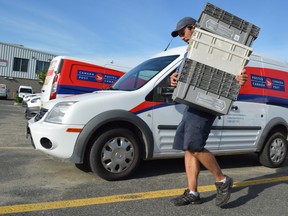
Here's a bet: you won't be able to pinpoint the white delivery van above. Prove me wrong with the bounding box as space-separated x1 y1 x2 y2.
18 85 33 98
27 46 288 180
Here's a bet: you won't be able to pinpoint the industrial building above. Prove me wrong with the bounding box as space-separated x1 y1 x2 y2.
0 42 56 99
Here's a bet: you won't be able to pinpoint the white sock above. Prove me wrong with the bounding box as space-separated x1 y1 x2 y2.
218 177 226 183
189 190 199 196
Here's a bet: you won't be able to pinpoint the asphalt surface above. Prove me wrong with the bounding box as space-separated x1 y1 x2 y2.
0 99 288 216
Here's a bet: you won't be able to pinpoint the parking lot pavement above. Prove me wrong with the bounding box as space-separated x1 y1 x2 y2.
1 100 288 216
0 100 31 147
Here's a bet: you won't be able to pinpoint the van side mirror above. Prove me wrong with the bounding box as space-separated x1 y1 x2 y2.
157 87 175 103
158 87 175 96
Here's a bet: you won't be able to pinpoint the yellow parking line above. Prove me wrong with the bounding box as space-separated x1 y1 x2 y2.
0 176 287 214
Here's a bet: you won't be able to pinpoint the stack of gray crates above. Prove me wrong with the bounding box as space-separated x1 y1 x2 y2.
172 2 260 116
198 2 260 46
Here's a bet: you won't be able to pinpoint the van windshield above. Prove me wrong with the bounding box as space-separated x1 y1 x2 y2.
112 55 179 91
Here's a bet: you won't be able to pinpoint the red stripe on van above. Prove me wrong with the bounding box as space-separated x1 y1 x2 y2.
129 101 164 114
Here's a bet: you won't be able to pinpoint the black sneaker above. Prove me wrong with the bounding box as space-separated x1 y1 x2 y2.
215 175 233 207
170 189 202 206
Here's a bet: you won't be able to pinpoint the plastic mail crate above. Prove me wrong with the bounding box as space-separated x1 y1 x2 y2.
172 58 241 116
198 2 260 46
187 27 252 75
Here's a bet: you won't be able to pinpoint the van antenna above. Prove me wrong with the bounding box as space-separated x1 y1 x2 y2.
164 37 174 51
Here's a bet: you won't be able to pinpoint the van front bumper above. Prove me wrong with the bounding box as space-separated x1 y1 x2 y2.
27 119 84 160
26 123 35 149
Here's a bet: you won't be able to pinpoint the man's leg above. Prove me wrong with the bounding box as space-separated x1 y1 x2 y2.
185 150 200 192
170 151 202 206
191 149 224 181
192 149 233 207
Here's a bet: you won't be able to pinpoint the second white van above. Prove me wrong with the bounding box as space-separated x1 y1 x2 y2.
18 85 33 98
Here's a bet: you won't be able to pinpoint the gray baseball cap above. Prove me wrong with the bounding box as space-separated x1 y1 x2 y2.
171 17 196 37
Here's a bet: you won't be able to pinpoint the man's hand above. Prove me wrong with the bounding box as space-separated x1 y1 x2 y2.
170 72 178 87
236 69 248 86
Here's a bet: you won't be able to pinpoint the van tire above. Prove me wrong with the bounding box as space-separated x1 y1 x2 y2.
259 132 288 168
89 128 141 181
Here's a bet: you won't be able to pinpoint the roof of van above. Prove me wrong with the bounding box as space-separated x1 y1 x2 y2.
19 85 33 89
152 46 187 58
50 56 127 72
251 52 288 66
51 56 97 63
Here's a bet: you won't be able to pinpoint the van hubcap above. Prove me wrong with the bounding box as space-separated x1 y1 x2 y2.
270 138 285 163
101 137 134 173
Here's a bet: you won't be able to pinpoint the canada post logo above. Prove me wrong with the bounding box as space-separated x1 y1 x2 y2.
77 70 120 84
95 74 104 82
251 74 285 91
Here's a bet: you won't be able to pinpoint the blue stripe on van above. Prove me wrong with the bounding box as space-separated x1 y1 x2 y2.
237 94 288 107
57 85 102 94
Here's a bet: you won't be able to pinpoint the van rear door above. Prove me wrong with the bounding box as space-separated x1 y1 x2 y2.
41 57 61 104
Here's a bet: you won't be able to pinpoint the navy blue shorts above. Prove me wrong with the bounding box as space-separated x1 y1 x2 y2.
173 106 216 152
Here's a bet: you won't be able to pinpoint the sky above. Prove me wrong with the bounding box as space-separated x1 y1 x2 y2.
1 0 288 71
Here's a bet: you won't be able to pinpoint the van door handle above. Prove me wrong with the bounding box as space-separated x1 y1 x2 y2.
42 90 45 92
231 105 238 111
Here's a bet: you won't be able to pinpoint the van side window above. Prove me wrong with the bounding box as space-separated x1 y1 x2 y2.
146 71 175 103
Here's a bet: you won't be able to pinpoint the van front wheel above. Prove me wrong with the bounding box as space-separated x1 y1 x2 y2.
89 128 141 181
259 132 288 168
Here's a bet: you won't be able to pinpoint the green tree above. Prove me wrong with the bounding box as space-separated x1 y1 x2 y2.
38 67 48 84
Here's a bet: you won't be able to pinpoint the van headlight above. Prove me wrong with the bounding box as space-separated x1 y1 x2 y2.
45 101 77 123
